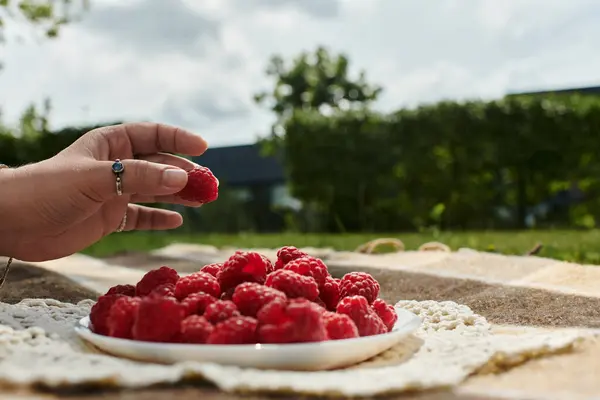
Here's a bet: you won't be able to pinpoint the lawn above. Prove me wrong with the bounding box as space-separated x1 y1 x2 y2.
82 229 600 265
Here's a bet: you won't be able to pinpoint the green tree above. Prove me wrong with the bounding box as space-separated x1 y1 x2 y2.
0 0 88 44
254 46 383 140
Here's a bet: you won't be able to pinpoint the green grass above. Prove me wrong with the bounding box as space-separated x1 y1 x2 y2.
82 229 600 265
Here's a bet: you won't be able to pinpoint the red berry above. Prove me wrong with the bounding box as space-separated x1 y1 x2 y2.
105 284 136 297
206 316 258 344
319 276 340 311
257 297 287 324
336 295 387 337
148 283 176 298
274 246 308 270
132 296 185 342
90 294 124 335
283 256 329 286
174 271 220 300
136 266 180 297
257 298 328 343
232 282 287 317
372 299 398 332
339 272 380 304
107 296 141 339
265 270 319 301
217 251 274 292
181 292 217 316
200 263 223 277
322 311 359 340
175 166 219 204
180 315 214 344
204 300 240 324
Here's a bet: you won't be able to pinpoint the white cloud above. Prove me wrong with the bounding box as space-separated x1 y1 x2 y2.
0 0 599 147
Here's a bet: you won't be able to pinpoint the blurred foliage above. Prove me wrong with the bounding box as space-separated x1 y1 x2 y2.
256 47 600 232
254 46 382 154
0 0 89 45
281 96 600 232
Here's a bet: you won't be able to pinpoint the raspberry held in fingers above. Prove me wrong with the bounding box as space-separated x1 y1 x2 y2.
175 166 219 204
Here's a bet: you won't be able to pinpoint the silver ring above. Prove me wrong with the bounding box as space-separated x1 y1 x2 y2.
111 159 124 196
115 213 127 233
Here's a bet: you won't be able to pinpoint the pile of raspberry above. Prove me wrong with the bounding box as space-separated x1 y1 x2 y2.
90 246 398 344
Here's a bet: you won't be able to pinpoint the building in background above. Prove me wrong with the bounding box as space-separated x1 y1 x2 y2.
192 144 300 232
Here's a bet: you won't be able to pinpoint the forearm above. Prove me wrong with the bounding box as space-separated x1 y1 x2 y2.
0 165 18 257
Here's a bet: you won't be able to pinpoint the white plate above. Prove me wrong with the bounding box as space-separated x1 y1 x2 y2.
75 307 421 371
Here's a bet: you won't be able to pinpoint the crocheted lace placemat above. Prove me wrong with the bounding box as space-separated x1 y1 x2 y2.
0 298 586 397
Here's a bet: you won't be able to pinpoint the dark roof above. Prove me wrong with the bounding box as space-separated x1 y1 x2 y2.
508 85 600 97
193 144 285 186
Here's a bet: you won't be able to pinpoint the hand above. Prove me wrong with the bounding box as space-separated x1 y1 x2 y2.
0 122 208 262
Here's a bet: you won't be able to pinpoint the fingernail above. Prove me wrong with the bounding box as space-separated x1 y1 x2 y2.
162 169 188 188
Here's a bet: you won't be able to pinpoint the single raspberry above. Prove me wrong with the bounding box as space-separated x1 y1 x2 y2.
148 283 176 298
175 166 219 204
105 284 136 297
174 271 220 300
90 294 124 335
283 256 329 286
204 300 240 324
180 315 214 344
257 298 328 343
232 282 287 317
372 299 398 332
265 270 319 301
274 246 308 270
217 251 274 292
200 263 223 277
181 292 217 316
206 316 258 344
132 296 185 342
339 272 380 304
257 296 287 324
336 295 387 337
107 296 141 339
135 266 180 297
322 311 359 340
318 276 340 311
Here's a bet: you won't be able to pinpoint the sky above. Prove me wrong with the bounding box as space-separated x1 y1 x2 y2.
1 0 600 147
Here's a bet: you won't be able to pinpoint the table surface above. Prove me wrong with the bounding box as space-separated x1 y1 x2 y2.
2 256 599 400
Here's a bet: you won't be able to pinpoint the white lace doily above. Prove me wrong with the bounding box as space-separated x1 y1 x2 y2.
0 298 587 397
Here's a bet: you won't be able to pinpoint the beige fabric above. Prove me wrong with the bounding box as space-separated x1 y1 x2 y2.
10 244 600 399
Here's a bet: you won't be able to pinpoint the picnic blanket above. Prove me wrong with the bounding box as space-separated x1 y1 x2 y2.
2 243 600 399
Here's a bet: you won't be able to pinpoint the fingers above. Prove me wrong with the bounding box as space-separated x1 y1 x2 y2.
137 153 199 171
96 122 208 157
131 194 203 207
122 204 183 231
87 159 189 201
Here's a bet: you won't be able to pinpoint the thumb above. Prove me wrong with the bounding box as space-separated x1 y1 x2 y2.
86 159 189 200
